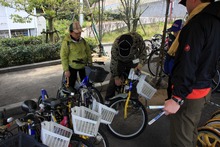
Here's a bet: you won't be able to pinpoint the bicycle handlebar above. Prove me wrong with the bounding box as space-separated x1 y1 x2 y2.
72 59 105 65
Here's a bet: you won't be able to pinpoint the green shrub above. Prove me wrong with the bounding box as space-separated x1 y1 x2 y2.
84 37 97 50
0 36 43 47
33 42 61 62
0 37 61 68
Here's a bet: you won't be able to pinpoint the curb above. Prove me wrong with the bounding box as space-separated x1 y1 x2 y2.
0 98 38 117
0 60 61 74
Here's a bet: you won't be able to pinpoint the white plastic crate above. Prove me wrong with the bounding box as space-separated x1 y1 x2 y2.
41 121 72 147
71 106 101 137
136 75 157 100
92 100 117 124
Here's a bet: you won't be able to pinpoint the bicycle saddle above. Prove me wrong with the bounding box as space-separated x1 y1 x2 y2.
42 98 61 109
21 100 37 113
21 113 35 122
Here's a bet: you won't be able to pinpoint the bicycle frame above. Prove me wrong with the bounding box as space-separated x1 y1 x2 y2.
112 68 165 124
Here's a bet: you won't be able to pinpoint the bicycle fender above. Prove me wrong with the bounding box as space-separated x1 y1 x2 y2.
109 93 128 101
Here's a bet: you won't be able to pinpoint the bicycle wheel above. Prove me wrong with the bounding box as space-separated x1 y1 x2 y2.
211 110 220 119
88 129 109 147
107 97 147 139
70 135 94 147
0 130 13 142
197 126 220 146
211 70 220 92
205 118 220 130
148 49 166 76
89 87 104 104
151 34 162 50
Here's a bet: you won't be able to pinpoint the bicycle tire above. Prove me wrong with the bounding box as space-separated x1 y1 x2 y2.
88 128 109 147
0 130 13 142
197 126 220 146
70 135 94 147
205 118 220 130
211 70 220 92
89 87 104 104
107 97 147 139
211 110 220 119
148 49 166 76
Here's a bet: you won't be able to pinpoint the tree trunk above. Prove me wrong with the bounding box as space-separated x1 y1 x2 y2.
131 0 140 32
48 18 54 43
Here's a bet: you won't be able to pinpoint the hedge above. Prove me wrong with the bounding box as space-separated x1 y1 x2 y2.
0 36 97 68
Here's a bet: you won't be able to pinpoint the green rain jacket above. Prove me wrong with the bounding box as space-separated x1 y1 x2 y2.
60 34 92 71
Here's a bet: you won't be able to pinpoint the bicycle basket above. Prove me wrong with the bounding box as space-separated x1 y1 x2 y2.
0 132 47 147
71 106 101 137
136 75 157 100
92 100 117 124
41 121 72 147
85 66 109 83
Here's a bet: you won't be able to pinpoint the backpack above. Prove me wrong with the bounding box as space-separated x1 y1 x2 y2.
164 53 174 75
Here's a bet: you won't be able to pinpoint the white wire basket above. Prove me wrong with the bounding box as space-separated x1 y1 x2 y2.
71 106 101 137
136 75 157 100
92 100 117 124
41 121 72 147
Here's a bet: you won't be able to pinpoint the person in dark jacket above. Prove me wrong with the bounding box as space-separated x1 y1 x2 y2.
104 32 147 103
164 19 184 100
163 0 220 146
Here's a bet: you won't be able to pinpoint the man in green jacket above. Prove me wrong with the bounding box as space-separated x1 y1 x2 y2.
60 21 92 88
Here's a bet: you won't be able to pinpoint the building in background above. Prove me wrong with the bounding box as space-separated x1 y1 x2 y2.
0 5 46 38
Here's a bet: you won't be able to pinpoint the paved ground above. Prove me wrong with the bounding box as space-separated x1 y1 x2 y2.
1 46 220 146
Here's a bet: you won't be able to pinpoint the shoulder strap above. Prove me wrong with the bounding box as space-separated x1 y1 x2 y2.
67 41 70 54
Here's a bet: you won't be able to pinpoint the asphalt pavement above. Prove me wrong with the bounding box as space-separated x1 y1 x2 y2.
1 47 220 146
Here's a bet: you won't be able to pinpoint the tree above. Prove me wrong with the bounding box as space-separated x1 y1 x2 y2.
0 0 85 43
119 0 147 32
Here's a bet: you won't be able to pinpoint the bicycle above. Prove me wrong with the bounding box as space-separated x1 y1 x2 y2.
106 68 160 139
37 60 108 106
147 48 167 77
56 59 109 104
40 96 110 147
144 34 163 58
0 116 14 142
18 99 95 147
197 126 220 146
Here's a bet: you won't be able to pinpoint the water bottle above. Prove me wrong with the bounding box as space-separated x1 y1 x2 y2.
28 122 36 138
41 89 48 101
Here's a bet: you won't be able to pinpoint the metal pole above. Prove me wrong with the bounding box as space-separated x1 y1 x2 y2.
154 0 170 88
79 0 84 26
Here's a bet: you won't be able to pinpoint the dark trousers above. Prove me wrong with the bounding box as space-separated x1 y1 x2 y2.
169 92 211 147
69 66 86 88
